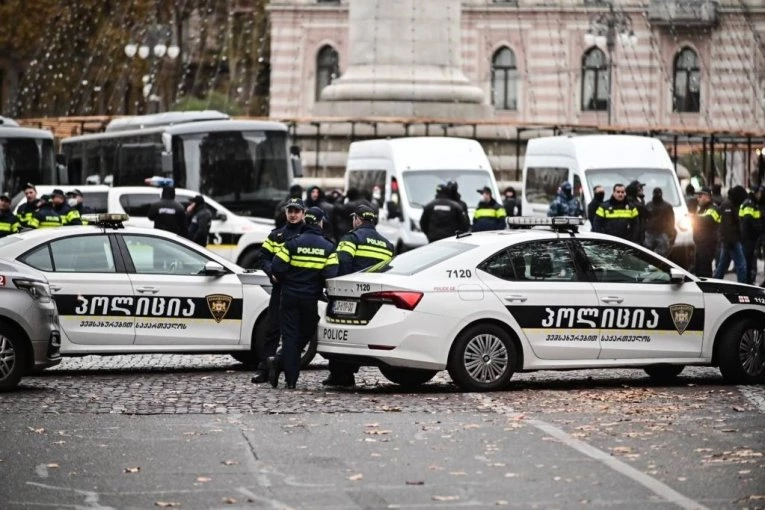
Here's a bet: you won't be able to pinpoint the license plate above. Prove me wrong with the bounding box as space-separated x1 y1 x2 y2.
332 300 357 315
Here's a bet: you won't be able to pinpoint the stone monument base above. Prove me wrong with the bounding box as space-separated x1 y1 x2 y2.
313 100 494 120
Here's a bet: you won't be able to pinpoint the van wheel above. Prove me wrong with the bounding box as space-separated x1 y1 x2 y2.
719 318 765 384
643 364 684 382
379 367 437 388
239 248 262 270
0 330 27 391
447 324 516 392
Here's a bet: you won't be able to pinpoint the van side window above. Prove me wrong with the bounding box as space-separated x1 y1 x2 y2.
346 169 386 208
526 167 568 206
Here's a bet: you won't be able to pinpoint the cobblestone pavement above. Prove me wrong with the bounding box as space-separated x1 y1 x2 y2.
0 354 744 416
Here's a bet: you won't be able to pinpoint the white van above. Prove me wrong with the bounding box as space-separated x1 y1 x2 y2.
521 134 694 267
344 137 501 251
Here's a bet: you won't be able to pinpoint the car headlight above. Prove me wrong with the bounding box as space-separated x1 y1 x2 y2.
14 279 52 303
677 215 692 232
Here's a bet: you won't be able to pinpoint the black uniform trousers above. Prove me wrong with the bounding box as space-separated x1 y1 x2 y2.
743 240 758 284
279 294 319 385
256 284 282 370
695 242 717 278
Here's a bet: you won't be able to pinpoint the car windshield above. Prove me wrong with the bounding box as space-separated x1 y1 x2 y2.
585 168 682 206
366 241 477 275
401 170 492 209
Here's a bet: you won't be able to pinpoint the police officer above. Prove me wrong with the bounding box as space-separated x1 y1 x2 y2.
420 184 470 243
323 204 394 387
740 188 762 284
17 183 39 229
592 183 640 242
714 185 749 283
473 186 506 232
147 186 187 236
33 195 63 228
0 193 20 237
50 189 81 225
66 189 93 222
692 187 721 277
268 207 338 389
250 197 305 384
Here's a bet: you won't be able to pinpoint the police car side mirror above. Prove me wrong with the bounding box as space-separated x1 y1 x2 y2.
670 268 686 284
214 212 227 222
202 261 227 276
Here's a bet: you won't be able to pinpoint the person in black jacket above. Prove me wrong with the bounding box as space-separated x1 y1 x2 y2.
268 207 338 389
323 204 394 387
587 185 605 221
713 185 748 283
625 180 649 245
692 187 721 277
147 186 187 237
739 188 762 284
592 183 640 242
420 184 470 242
502 186 520 217
644 187 676 258
186 195 212 246
305 185 335 240
446 180 469 215
16 183 39 229
251 197 305 384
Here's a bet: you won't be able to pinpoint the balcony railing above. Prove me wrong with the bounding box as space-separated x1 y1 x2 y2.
648 0 718 27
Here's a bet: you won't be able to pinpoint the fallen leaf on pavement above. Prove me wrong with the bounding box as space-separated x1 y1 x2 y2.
432 495 459 502
196 477 211 482
364 429 391 435
732 406 746 412
348 473 363 481
463 424 481 429
124 467 140 473
46 463 59 469
221 460 238 466
222 497 236 504
155 502 181 508
406 480 424 485
27 427 45 434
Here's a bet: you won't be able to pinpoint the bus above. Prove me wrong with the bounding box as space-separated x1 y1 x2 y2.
58 111 299 218
0 116 56 195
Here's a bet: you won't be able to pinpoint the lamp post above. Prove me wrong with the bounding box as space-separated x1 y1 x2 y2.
124 24 180 113
583 2 637 125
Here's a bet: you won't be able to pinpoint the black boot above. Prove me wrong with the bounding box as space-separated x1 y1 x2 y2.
267 356 281 388
250 370 268 384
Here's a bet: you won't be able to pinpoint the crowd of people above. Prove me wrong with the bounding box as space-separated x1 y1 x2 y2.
0 183 93 237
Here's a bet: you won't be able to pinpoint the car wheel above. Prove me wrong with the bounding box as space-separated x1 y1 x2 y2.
719 318 765 384
0 330 27 391
448 324 516 392
300 333 318 369
230 317 268 368
379 367 437 388
239 249 262 270
643 364 684 382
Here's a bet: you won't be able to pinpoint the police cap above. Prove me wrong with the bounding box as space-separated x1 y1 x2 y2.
696 186 712 196
285 197 305 211
66 189 83 197
304 206 324 224
0 193 11 202
476 186 493 195
51 189 65 197
351 204 377 221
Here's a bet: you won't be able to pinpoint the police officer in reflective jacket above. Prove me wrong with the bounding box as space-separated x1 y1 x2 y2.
692 187 721 277
592 183 640 242
33 195 63 228
17 183 39 229
269 207 338 389
50 189 82 226
323 204 394 387
251 197 305 384
0 193 20 237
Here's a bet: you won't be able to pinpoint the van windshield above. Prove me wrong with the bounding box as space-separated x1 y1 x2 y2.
402 170 493 209
585 168 682 206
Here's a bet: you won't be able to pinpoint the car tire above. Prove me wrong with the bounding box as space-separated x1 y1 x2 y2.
239 249 262 270
718 318 765 384
0 329 27 391
643 364 684 382
447 323 516 392
300 333 317 369
231 317 269 367
379 367 437 388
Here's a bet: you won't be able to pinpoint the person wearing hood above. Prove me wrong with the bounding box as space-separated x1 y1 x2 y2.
587 185 605 221
420 183 470 242
713 185 749 283
472 186 506 231
644 187 676 258
502 186 520 217
625 180 649 245
305 185 335 240
186 195 212 246
446 180 469 215
547 181 583 218
147 186 187 237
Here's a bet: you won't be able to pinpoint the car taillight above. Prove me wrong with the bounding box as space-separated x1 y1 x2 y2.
362 291 423 310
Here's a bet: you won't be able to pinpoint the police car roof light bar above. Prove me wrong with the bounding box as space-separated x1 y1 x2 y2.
506 216 584 228
84 213 130 229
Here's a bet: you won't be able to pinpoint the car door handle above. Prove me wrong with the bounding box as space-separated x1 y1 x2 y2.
504 295 528 303
49 284 61 293
601 296 623 304
136 286 160 294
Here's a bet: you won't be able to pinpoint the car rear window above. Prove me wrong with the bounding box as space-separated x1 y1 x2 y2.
366 241 477 276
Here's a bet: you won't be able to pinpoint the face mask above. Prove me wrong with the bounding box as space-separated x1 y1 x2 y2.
594 191 605 201
67 198 78 207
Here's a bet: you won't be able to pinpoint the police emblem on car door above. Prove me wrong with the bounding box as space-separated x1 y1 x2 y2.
121 234 243 346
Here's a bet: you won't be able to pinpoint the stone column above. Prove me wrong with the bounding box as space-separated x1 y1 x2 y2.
314 0 491 119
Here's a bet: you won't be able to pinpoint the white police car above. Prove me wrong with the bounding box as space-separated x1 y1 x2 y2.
318 217 765 391
0 215 286 366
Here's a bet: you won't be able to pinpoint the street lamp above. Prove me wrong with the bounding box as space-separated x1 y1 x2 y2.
583 2 637 125
124 25 180 113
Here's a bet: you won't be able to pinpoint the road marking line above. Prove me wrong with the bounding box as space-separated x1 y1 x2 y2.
472 395 709 510
738 385 765 414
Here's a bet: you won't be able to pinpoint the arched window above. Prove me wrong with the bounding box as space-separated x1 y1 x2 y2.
673 47 700 112
315 45 339 101
581 47 608 111
491 47 518 111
